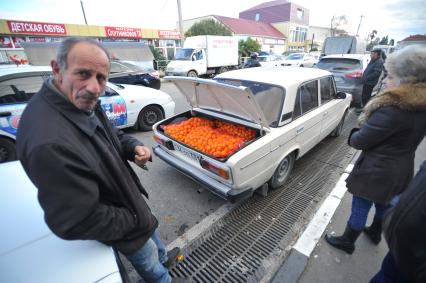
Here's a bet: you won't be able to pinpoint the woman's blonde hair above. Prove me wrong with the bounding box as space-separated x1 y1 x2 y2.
384 45 426 84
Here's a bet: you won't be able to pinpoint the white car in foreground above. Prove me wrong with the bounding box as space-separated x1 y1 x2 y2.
0 161 123 283
0 66 175 163
282 53 317 67
153 67 351 201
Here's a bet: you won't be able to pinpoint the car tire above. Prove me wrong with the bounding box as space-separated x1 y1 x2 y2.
187 70 198 77
330 110 347 137
269 153 295 189
137 105 164 131
0 138 17 163
300 64 304 67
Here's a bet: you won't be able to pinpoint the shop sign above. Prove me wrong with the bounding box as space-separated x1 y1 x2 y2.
158 30 180 39
7 20 66 35
105 26 142 38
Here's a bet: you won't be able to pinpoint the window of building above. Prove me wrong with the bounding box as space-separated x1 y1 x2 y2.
289 27 308 43
255 13 260 21
297 8 304 20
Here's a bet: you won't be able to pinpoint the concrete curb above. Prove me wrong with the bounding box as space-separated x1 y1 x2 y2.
271 161 356 283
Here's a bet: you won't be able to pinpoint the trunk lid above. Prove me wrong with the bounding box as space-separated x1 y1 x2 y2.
165 77 269 129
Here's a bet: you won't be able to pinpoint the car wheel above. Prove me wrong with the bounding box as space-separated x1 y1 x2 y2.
330 111 347 137
0 138 17 163
137 105 164 131
187 70 198 77
300 64 304 67
269 153 295 189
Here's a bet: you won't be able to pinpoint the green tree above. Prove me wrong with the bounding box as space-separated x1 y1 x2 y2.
149 45 167 70
185 19 232 37
379 35 389 45
389 39 395 46
238 38 261 57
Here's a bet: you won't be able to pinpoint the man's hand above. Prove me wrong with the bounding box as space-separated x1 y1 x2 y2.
134 145 151 167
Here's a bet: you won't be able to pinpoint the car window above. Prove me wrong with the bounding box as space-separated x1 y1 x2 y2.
110 62 130 73
293 80 319 119
102 85 119 97
320 76 336 104
316 58 362 71
0 75 44 104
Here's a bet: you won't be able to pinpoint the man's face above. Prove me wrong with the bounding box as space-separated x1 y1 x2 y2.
370 51 380 60
51 42 109 112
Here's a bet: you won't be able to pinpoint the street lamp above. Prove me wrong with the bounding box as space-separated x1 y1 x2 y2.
80 0 88 25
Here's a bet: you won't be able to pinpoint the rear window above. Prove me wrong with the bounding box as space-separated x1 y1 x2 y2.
316 58 362 71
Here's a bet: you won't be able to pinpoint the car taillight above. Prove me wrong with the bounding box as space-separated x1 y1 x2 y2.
154 134 174 149
150 70 160 78
344 70 363 78
200 159 230 180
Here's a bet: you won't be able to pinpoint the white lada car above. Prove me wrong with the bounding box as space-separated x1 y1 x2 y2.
153 67 351 201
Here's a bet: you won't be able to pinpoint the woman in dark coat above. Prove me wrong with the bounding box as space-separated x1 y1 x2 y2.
325 45 426 254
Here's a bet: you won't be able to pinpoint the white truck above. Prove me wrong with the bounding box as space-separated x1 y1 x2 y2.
321 36 367 57
166 35 238 77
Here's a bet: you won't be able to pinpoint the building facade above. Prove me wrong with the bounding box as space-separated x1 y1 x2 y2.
0 19 181 64
306 26 331 52
239 0 309 53
181 15 286 54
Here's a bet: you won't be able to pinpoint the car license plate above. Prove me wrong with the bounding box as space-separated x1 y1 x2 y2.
334 77 343 83
174 143 201 162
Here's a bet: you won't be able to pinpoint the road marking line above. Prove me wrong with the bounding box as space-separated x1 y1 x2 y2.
293 164 352 257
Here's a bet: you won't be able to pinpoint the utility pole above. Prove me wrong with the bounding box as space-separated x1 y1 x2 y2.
80 0 88 25
356 15 364 37
330 15 335 37
177 0 184 46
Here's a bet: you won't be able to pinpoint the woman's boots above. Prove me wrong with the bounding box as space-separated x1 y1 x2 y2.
363 217 382 245
325 224 361 254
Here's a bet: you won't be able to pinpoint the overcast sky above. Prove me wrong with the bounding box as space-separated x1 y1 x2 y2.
1 0 425 42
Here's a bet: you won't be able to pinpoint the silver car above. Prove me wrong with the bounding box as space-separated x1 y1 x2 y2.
316 54 370 107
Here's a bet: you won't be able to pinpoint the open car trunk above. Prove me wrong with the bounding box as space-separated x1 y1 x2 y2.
154 110 263 162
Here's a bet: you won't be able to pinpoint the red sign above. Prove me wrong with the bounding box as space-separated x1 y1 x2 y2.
7 20 66 35
105 26 142 38
158 30 180 39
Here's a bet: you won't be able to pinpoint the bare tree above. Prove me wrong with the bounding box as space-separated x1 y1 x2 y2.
330 15 348 36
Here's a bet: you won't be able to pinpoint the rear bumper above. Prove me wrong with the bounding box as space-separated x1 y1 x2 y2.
153 145 253 202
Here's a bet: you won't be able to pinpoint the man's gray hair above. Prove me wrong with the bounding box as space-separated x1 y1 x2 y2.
56 37 110 71
384 45 426 84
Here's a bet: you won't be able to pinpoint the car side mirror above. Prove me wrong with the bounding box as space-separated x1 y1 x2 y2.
336 92 346 99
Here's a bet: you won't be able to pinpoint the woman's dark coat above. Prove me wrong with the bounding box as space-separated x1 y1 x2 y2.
384 160 426 283
346 83 426 205
17 81 158 255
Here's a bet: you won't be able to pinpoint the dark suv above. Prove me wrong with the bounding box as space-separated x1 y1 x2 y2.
316 54 370 106
109 60 161 90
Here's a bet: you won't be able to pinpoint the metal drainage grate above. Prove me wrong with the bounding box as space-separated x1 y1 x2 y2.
170 113 358 282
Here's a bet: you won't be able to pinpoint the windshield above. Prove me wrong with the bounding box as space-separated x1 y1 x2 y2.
258 56 269 62
214 78 285 127
287 53 304 60
174 48 195 60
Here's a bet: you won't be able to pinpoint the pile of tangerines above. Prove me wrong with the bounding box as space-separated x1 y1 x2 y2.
163 117 256 158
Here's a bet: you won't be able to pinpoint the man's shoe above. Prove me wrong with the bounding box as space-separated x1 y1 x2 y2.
325 224 361 254
364 217 382 245
163 247 182 269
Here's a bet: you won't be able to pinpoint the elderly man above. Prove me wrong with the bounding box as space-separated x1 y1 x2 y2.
17 37 181 283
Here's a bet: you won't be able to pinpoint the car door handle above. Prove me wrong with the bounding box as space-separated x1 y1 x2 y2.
0 111 12 117
296 126 304 134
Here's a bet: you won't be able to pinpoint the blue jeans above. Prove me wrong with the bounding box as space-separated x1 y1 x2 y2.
370 252 411 283
126 230 171 283
348 195 387 231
